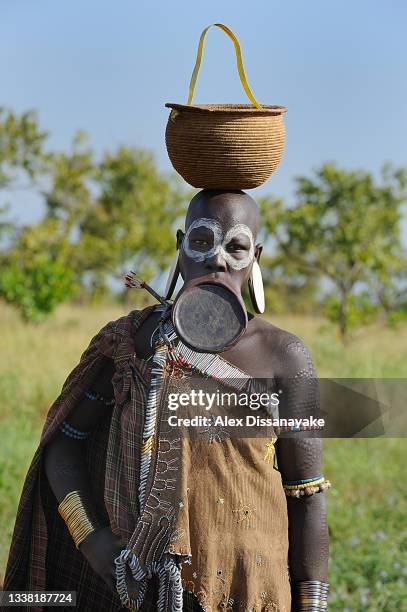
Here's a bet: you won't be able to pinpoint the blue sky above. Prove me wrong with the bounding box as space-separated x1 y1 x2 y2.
1 0 406 236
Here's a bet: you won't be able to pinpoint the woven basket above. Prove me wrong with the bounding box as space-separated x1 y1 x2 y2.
165 24 287 190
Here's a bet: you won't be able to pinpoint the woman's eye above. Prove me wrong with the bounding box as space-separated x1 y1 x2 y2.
192 239 208 246
226 243 246 253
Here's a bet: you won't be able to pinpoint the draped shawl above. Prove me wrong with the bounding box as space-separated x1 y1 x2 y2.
2 307 160 611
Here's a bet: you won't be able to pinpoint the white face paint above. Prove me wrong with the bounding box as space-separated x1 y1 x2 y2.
183 218 223 263
183 217 255 271
222 223 255 270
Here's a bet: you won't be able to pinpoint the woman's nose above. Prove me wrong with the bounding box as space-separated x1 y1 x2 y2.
203 251 228 272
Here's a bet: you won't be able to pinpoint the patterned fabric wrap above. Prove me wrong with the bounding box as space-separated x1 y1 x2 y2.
2 306 166 612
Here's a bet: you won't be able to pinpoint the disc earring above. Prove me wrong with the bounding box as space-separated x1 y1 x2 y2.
165 251 180 300
248 260 265 314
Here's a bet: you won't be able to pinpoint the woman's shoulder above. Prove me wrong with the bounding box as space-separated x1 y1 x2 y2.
98 305 157 336
249 316 315 377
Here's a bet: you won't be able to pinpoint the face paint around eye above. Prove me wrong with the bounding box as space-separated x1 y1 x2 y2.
183 218 223 262
183 219 255 270
220 224 255 270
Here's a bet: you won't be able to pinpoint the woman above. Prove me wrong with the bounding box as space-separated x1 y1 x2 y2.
3 190 330 611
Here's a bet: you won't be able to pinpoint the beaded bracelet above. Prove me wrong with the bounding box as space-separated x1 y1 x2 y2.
84 389 115 407
59 420 90 440
283 475 331 498
278 424 324 432
284 475 324 486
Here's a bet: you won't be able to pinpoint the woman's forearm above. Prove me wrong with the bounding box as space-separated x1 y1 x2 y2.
287 493 329 582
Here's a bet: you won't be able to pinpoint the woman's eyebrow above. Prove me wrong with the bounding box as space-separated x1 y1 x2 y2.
189 226 213 235
226 234 251 243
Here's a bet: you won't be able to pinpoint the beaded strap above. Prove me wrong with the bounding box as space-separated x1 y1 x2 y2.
114 549 183 612
59 420 90 440
84 389 115 407
138 304 174 513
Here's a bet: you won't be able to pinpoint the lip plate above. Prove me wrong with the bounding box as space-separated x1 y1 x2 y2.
172 281 247 353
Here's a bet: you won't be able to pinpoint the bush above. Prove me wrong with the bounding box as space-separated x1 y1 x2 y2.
0 257 75 322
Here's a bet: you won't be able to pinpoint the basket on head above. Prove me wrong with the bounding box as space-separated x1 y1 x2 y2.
165 23 287 190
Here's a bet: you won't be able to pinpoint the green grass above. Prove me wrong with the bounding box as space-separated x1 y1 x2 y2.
324 439 407 610
0 303 406 609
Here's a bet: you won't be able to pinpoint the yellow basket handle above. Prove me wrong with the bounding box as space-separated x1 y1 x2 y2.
187 23 262 109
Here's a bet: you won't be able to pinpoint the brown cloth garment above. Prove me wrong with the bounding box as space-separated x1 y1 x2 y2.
2 306 291 612
164 374 291 612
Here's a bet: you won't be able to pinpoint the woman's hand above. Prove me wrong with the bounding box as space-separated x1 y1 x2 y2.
79 526 126 593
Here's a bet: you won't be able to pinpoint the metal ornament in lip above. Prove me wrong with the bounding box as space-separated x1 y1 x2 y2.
124 271 168 305
171 273 248 354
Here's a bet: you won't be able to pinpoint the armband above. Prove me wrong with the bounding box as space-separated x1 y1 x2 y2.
84 389 115 407
58 490 103 549
292 580 329 610
59 419 90 440
283 475 331 498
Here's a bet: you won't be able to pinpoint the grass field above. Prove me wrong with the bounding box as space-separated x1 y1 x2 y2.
0 303 406 609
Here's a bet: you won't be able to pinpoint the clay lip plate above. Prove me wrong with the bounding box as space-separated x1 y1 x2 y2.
172 282 247 353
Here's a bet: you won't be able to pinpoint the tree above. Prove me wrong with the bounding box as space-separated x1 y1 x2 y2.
0 107 49 245
0 107 48 189
81 145 187 282
260 163 407 340
0 110 190 319
0 219 75 321
0 108 62 320
43 139 189 295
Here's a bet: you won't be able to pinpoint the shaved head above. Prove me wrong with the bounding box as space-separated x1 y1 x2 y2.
185 189 261 238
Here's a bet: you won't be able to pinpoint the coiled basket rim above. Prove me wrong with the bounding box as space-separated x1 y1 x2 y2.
165 102 288 115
